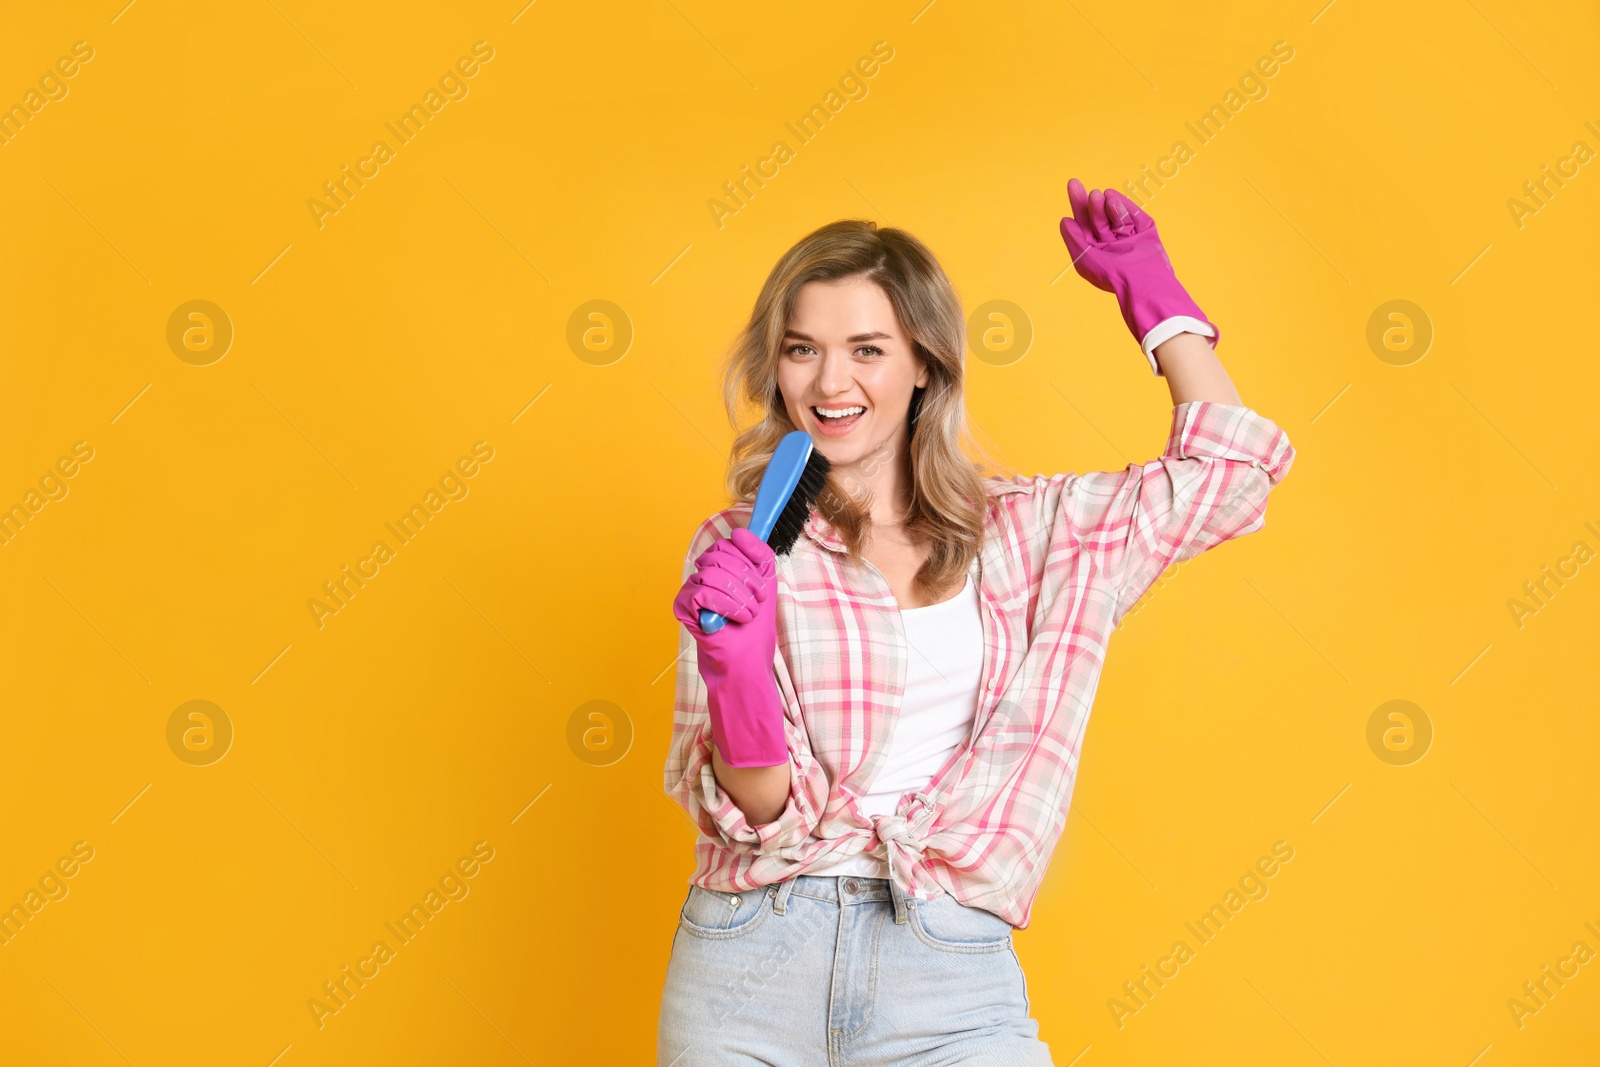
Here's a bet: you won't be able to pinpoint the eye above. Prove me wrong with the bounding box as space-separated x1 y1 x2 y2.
855 345 884 357
783 343 815 357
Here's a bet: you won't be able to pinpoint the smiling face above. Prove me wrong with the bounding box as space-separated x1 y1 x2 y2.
776 274 929 476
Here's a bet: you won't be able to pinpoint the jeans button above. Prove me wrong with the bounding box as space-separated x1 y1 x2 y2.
844 878 859 893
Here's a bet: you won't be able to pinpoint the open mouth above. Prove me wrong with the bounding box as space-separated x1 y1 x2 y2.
812 404 865 434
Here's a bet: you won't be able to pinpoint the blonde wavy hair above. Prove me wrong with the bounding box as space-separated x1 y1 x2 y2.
720 219 1010 602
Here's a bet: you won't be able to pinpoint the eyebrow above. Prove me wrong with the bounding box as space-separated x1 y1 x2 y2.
782 330 893 343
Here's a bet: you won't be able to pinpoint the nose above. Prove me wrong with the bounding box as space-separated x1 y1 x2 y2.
816 347 854 398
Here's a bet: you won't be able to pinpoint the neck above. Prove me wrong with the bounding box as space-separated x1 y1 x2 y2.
830 427 914 525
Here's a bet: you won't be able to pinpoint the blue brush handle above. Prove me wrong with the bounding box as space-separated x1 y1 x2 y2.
698 430 815 634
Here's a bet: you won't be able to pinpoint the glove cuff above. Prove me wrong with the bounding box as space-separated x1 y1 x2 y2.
1110 270 1219 372
704 664 790 767
1140 316 1218 376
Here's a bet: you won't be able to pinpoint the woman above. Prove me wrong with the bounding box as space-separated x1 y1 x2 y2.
660 178 1296 1064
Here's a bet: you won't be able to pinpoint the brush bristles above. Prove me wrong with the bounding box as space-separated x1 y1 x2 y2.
766 449 832 556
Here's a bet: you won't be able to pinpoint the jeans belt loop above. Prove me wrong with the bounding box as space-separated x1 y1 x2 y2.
772 876 797 915
889 877 909 925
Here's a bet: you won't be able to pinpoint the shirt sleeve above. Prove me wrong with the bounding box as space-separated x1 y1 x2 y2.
1009 401 1295 627
662 516 823 857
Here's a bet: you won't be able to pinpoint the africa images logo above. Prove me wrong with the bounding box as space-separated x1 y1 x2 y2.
306 841 495 1029
306 42 496 230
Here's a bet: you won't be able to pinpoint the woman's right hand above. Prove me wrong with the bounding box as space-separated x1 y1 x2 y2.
673 527 778 644
671 527 788 768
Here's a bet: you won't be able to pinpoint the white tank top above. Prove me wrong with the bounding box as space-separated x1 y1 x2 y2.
807 563 984 879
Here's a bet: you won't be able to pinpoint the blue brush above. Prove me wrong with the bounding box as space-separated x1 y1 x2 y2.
699 430 832 634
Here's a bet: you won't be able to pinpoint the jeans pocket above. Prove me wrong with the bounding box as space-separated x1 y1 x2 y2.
678 883 774 941
908 892 1013 954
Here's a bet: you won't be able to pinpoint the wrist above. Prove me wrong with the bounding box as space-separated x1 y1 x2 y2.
701 647 787 768
697 648 777 689
706 682 788 768
1114 275 1215 357
1142 316 1217 376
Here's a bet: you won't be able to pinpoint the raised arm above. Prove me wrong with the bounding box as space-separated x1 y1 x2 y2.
1049 177 1292 622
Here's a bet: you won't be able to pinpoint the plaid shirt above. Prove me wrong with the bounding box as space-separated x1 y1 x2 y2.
664 401 1295 928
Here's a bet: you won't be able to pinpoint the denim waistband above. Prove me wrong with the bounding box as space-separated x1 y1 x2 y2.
772 874 911 924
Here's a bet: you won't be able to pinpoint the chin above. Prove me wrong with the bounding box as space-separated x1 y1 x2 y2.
824 442 879 479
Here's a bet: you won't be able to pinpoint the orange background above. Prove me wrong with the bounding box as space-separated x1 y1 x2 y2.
1 0 1596 1063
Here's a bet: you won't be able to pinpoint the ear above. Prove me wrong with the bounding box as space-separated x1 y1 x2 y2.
915 361 930 389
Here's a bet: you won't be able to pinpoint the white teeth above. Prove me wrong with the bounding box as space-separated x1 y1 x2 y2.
815 405 864 418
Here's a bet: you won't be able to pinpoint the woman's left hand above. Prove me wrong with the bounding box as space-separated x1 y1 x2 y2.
1059 177 1220 371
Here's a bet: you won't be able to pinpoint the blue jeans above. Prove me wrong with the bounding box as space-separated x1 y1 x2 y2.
658 874 1054 1065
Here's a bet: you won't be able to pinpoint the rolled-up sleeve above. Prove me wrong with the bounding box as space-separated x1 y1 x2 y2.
1003 402 1295 627
662 517 823 858
1076 401 1294 623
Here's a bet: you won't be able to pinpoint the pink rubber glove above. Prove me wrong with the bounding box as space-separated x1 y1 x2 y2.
1059 177 1218 375
671 527 789 768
